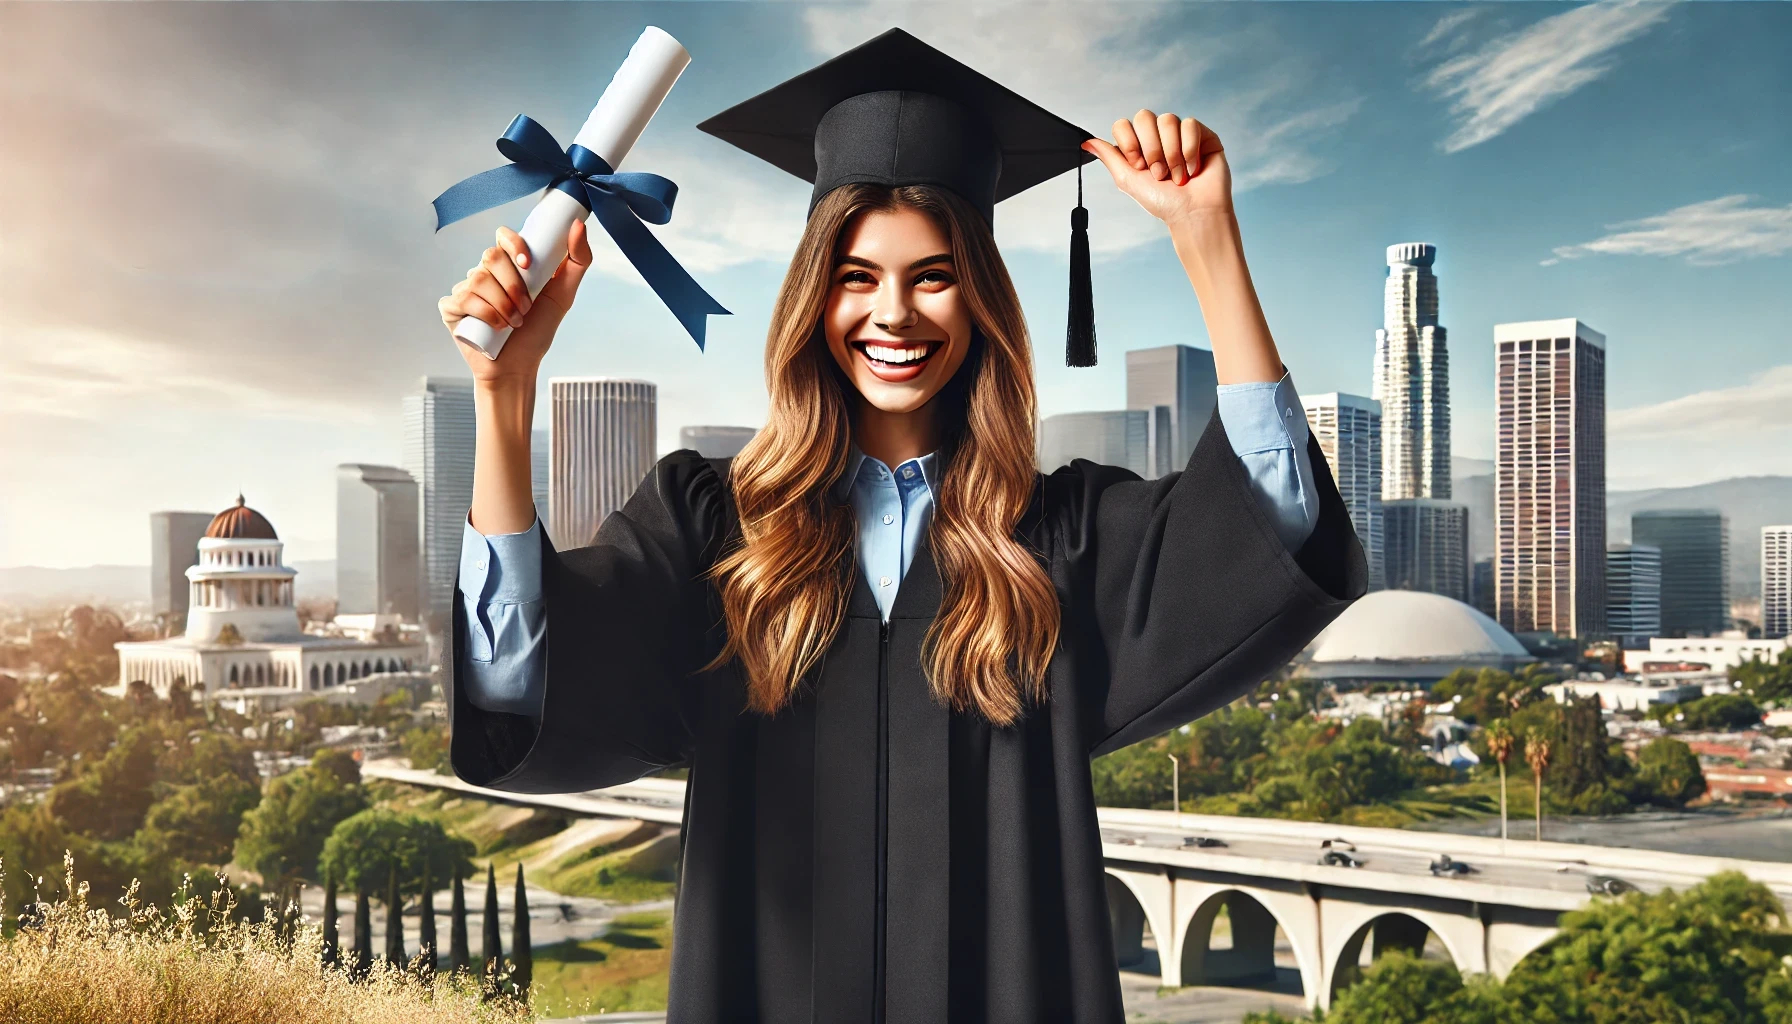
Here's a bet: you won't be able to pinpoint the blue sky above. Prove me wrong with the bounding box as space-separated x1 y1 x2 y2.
2 1 1789 566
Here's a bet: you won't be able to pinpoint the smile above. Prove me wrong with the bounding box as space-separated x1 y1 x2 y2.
850 340 941 382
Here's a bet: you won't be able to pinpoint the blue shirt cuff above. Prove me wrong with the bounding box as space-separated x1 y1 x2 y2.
1215 369 1309 458
459 517 544 605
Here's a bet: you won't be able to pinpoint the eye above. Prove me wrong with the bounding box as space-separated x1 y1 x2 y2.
916 269 955 286
838 270 875 285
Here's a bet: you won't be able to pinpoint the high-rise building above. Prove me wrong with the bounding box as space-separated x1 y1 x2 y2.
335 465 421 625
1606 543 1662 646
1764 525 1792 640
1302 393 1384 590
1372 243 1451 501
150 511 213 633
531 429 551 541
1383 498 1470 603
1493 318 1607 638
1038 410 1168 478
1633 509 1729 637
1125 344 1217 473
1471 557 1496 620
402 377 477 632
680 426 759 459
551 378 657 549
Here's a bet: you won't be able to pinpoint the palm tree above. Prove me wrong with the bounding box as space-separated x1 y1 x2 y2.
1486 721 1516 847
418 865 438 980
1525 730 1552 842
352 885 373 980
320 871 339 969
384 862 406 968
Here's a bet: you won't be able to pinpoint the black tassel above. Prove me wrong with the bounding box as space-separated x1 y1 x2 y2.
1066 161 1097 367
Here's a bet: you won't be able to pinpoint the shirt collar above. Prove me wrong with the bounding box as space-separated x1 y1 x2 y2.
832 444 940 502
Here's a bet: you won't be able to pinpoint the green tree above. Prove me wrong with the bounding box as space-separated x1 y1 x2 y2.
401 724 450 774
233 761 369 885
44 725 161 841
1651 692 1765 731
1732 648 1792 706
136 771 262 868
1634 737 1706 807
1324 951 1465 1024
316 808 475 899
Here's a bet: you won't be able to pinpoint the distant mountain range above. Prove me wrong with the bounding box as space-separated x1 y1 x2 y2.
0 561 337 608
1447 469 1792 598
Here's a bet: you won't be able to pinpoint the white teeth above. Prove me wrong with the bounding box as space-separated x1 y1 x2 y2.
864 343 931 364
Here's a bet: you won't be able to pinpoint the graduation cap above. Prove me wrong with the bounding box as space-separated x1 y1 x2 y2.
698 27 1101 367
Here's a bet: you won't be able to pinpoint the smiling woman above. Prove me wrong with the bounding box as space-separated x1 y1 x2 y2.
434 26 1364 1024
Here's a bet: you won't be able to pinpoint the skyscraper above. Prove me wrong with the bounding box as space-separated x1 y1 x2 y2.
150 511 213 633
680 426 759 459
1383 498 1470 603
1037 410 1166 478
1125 344 1217 473
1372 243 1451 502
1764 525 1792 640
1606 543 1662 646
335 464 421 624
550 378 657 549
402 377 477 633
1633 509 1729 637
1302 393 1384 590
1494 318 1607 638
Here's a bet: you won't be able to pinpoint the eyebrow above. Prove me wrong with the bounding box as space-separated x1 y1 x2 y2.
836 253 955 272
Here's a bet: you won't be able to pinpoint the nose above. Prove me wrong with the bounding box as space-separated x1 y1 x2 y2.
872 280 918 331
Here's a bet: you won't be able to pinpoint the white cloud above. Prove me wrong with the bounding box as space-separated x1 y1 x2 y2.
1608 365 1792 487
1545 194 1792 267
1416 9 1483 54
1422 0 1673 154
802 2 1362 257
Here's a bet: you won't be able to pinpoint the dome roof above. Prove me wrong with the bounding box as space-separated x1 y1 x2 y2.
1306 590 1531 665
205 495 278 540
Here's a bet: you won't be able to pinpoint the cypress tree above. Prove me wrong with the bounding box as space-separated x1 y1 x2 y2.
511 863 532 999
481 863 504 987
320 872 339 969
352 885 373 980
449 872 470 973
384 862 406 968
418 864 438 979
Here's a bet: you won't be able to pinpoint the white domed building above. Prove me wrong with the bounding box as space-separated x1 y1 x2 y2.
1297 590 1534 685
115 497 427 710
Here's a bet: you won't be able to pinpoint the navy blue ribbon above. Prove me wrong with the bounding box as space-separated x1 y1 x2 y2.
432 114 728 349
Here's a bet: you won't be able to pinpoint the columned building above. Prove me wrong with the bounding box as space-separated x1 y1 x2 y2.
115 497 424 706
1383 498 1470 603
1038 409 1168 479
1303 393 1384 591
1607 543 1663 647
550 377 657 549
1493 318 1607 639
1372 243 1450 503
1125 344 1217 474
402 377 476 633
1765 526 1792 640
1633 509 1729 637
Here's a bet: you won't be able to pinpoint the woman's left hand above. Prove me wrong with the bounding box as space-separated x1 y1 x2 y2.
1082 111 1231 226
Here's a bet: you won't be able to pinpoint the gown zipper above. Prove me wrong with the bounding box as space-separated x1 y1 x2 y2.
873 618 890 1024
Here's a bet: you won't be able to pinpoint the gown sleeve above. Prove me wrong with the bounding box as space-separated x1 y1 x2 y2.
1053 407 1368 759
447 449 730 793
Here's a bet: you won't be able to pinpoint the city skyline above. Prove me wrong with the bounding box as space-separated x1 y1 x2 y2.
5 2 1791 566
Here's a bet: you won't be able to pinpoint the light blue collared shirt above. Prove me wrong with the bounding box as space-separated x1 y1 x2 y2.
456 372 1319 721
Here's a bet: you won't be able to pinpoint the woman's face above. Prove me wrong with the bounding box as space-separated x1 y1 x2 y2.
823 205 973 416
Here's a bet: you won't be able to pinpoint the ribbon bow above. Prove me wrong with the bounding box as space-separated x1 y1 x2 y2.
432 114 728 349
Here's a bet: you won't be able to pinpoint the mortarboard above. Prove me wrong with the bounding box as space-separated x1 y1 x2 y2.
697 28 1101 367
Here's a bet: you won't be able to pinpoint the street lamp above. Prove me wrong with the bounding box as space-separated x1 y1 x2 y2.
1167 753 1180 829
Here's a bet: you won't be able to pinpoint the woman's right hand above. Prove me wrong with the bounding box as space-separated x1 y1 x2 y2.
439 217 594 385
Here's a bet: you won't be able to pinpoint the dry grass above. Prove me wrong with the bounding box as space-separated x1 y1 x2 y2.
0 853 533 1024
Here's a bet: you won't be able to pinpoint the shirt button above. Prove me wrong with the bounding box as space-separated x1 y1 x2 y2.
902 466 915 478
475 559 486 571
879 576 892 587
882 514 894 525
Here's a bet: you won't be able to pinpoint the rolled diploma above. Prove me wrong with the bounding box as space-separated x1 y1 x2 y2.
454 26 691 359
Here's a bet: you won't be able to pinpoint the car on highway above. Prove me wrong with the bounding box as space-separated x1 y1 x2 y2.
1586 874 1639 897
1319 849 1366 868
1428 853 1477 877
1182 836 1227 848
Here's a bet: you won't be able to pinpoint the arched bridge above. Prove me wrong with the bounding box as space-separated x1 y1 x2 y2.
364 760 1792 1012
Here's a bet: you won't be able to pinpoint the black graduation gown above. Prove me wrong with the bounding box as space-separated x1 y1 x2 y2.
447 410 1366 1023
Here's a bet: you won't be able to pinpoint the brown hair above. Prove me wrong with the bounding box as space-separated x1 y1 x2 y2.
706 183 1059 726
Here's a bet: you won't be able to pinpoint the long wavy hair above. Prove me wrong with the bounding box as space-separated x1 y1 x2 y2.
706 183 1060 726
